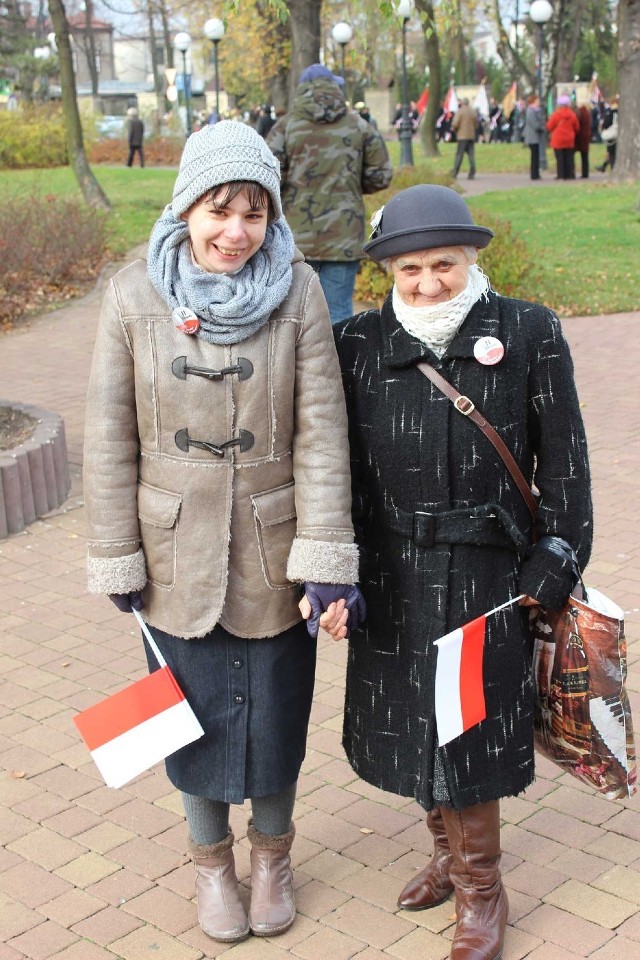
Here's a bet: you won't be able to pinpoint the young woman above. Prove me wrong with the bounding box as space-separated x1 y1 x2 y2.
83 121 363 943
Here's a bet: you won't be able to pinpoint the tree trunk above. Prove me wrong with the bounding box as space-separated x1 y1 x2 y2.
158 0 173 70
269 69 290 111
262 1 291 111
286 0 321 101
450 0 467 83
491 0 535 89
416 0 441 157
145 0 164 132
613 0 640 180
84 0 99 97
48 0 111 211
554 0 587 82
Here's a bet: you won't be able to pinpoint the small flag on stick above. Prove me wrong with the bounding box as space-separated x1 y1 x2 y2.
434 596 523 746
474 79 490 118
73 610 204 788
443 82 459 116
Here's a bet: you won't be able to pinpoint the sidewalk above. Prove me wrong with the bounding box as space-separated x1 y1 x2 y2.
1 244 639 959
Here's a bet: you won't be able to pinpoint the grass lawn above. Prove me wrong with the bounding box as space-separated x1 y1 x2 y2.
1 157 637 316
0 166 176 255
469 183 640 315
385 138 611 176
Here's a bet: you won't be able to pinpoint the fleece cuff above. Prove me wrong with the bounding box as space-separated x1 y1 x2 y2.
286 537 358 585
87 548 147 595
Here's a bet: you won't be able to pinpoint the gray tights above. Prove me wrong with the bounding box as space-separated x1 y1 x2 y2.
183 781 297 845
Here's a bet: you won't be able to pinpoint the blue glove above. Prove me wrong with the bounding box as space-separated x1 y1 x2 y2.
303 582 366 639
108 591 144 613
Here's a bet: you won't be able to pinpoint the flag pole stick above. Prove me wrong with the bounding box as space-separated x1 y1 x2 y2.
484 595 525 619
133 608 167 668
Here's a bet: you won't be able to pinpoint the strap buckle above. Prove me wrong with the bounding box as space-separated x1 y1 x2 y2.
413 511 436 548
454 395 475 416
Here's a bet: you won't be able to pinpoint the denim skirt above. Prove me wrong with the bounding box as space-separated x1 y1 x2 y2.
143 619 316 804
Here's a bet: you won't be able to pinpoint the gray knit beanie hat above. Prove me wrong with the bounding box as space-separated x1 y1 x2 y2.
172 120 283 218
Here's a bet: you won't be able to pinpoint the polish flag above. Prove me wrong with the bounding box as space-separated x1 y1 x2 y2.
73 664 204 789
434 614 487 746
416 87 429 116
443 83 458 116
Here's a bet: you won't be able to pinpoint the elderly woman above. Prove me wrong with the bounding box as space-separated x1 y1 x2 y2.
325 185 592 960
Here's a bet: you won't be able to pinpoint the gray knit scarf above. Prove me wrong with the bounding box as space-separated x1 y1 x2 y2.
147 205 296 345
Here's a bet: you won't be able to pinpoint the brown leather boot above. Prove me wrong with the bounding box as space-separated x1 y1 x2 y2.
397 807 455 909
188 833 250 943
247 819 295 936
441 801 509 960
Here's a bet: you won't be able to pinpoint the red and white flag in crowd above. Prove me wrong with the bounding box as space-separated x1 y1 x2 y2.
434 596 523 746
443 82 459 115
589 71 602 105
73 611 204 788
474 79 490 118
416 87 429 116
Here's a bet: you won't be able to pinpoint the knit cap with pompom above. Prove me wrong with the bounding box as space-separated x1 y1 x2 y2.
171 120 283 219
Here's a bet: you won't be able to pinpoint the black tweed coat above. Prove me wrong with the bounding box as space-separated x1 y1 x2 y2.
334 291 592 810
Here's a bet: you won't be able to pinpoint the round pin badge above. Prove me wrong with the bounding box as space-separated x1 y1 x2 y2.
473 336 504 366
172 306 200 335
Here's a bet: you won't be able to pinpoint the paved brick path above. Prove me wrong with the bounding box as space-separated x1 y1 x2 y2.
1 237 638 959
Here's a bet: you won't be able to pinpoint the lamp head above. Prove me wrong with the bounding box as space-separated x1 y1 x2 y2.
529 0 553 24
332 21 353 45
204 18 225 42
174 31 191 53
394 0 414 19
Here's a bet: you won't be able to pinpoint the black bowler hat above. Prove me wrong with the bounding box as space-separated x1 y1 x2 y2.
363 184 494 262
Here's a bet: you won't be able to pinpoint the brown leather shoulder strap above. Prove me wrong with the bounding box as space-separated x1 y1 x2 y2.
416 360 538 518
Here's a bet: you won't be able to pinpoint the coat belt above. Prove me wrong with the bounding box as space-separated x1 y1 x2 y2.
382 506 525 551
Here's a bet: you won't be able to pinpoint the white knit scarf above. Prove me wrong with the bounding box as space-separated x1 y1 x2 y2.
392 264 491 358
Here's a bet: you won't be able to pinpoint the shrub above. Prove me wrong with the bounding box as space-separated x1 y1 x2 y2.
473 210 536 298
0 193 107 328
355 165 536 305
0 106 67 169
88 136 184 166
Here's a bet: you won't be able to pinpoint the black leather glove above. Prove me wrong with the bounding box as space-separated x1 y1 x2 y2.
519 536 582 610
108 591 144 613
303 582 367 639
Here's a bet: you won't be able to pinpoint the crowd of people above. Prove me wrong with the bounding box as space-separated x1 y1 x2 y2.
160 82 620 189
87 60 600 960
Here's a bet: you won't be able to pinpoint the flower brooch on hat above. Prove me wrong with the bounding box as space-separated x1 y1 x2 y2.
369 206 384 239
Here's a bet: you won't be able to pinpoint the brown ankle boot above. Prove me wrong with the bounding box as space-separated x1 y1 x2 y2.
397 807 455 909
247 819 295 936
189 833 250 943
441 801 509 960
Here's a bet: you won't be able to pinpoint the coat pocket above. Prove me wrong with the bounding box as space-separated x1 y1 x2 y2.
137 481 182 588
251 481 297 590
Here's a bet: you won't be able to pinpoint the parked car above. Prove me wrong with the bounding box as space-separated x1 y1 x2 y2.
96 115 127 139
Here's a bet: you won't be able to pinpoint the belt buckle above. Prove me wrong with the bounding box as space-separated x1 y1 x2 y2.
413 511 436 548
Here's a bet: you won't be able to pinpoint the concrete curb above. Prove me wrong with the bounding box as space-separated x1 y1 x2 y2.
0 400 70 538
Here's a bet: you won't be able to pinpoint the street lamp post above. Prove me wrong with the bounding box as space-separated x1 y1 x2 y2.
174 31 192 135
331 21 353 88
530 0 553 104
33 44 51 100
204 18 225 122
395 0 415 167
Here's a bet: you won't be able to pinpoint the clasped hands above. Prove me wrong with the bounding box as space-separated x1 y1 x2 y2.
300 582 366 641
109 583 366 642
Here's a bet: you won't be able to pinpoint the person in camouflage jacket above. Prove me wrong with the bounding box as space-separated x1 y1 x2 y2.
267 63 392 323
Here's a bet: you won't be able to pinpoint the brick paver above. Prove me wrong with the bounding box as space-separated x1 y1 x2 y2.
1 214 639 960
